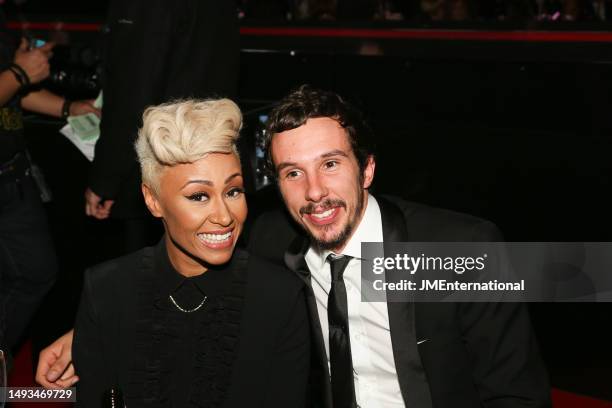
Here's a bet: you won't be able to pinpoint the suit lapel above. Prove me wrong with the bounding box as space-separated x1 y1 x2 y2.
378 196 433 408
284 236 333 408
282 196 433 408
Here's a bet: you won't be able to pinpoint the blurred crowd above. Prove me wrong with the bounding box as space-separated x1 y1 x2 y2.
239 0 612 22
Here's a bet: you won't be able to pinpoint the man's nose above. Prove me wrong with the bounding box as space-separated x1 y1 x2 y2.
305 174 328 202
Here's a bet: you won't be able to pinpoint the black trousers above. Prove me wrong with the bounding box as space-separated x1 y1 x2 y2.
0 167 57 351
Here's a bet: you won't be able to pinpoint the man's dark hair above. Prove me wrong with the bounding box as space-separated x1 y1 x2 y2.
264 84 375 176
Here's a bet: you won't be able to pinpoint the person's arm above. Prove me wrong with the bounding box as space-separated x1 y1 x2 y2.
0 38 51 106
459 302 551 407
20 89 100 118
460 219 550 406
0 68 22 106
86 3 170 216
262 287 310 407
35 330 78 389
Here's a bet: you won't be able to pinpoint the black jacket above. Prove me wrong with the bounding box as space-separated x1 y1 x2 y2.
90 0 239 218
249 195 551 408
73 241 309 407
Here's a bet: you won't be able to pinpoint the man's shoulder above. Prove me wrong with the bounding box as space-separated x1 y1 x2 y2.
247 208 303 264
246 195 503 263
378 194 503 242
246 252 303 289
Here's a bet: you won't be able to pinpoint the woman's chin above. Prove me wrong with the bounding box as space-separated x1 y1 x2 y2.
209 250 234 263
194 244 236 266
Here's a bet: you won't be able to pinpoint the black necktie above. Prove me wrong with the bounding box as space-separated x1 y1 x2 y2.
327 254 357 408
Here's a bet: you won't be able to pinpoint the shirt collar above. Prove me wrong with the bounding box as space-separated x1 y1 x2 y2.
306 194 383 269
154 237 243 305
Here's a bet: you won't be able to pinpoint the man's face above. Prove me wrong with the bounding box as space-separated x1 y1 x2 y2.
271 117 375 252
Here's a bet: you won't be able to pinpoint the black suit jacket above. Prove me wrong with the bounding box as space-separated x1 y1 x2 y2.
249 195 551 408
73 242 309 407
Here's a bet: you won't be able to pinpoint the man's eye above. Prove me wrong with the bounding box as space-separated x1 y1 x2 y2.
226 187 244 199
324 160 338 169
187 192 209 202
286 170 301 179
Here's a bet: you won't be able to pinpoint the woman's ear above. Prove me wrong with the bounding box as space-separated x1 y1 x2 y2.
142 183 163 218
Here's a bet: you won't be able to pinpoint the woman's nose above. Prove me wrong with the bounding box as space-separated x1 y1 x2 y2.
209 199 233 226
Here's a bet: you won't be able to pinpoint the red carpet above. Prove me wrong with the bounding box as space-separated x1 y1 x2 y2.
552 389 612 408
8 341 612 407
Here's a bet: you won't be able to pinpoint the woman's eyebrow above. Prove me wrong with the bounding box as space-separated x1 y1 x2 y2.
181 173 242 189
225 173 242 184
181 179 213 189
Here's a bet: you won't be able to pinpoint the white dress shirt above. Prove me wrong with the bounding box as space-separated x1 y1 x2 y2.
305 195 405 408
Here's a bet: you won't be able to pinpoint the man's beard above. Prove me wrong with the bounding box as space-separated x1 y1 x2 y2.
299 188 365 251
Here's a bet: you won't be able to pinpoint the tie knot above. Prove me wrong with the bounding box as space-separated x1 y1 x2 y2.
327 254 351 281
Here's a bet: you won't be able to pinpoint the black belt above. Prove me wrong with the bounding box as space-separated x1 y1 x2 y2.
0 152 30 182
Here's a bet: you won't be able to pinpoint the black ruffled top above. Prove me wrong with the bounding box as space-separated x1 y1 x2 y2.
126 240 247 407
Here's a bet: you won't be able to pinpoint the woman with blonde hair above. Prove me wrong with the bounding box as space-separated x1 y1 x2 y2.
71 99 309 407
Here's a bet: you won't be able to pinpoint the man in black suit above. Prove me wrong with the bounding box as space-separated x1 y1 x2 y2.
249 85 551 408
37 85 551 407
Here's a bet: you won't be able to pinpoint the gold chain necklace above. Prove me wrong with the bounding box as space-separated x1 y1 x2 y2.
169 295 207 313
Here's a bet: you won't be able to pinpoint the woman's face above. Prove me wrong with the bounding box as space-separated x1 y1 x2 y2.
143 153 247 276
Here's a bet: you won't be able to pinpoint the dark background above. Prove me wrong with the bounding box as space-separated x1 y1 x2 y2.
4 0 612 401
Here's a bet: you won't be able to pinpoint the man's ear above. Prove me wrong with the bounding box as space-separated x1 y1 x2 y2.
362 155 375 189
142 183 163 218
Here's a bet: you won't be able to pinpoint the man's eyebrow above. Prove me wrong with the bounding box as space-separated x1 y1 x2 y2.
276 150 350 173
320 149 349 159
276 161 297 173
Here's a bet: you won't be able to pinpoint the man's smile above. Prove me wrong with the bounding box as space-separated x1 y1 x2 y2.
305 206 341 226
300 199 347 227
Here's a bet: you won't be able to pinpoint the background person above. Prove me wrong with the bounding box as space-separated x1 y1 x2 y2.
85 0 240 254
0 5 99 361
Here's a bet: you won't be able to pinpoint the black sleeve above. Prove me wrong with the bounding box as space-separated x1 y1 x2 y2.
246 210 301 265
72 270 109 408
262 287 311 408
459 301 552 408
464 219 551 407
89 1 174 199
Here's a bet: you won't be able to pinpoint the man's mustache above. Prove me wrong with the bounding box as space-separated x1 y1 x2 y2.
300 199 346 215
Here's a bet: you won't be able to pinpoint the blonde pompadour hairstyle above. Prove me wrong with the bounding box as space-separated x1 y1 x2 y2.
135 98 242 193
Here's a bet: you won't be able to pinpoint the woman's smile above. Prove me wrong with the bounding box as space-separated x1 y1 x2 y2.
197 227 235 249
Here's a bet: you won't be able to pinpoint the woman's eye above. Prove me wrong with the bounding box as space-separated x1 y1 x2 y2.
187 192 209 202
226 187 244 199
